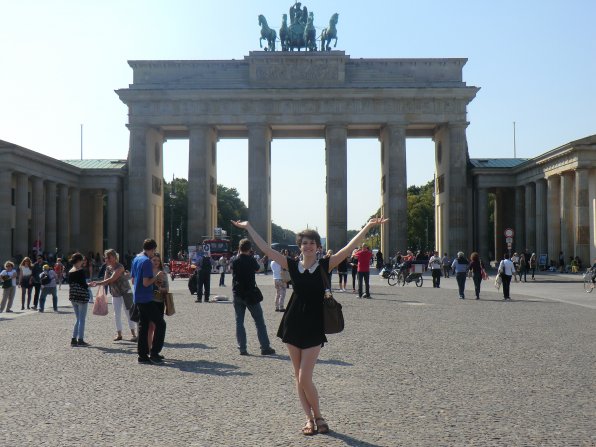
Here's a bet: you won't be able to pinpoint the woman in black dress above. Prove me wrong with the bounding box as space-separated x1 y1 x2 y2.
232 217 387 436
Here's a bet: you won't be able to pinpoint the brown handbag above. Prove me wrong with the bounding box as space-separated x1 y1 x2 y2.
321 266 344 334
165 292 176 316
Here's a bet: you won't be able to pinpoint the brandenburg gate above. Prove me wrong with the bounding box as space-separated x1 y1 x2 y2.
117 51 479 255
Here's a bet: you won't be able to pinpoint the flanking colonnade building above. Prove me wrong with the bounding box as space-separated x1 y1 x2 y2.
0 52 594 264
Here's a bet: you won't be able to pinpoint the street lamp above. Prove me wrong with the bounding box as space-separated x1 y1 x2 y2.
169 174 177 261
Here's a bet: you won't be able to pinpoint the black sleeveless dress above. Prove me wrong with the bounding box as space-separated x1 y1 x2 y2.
277 257 328 349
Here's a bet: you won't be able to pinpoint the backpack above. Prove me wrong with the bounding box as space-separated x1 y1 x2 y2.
40 272 51 285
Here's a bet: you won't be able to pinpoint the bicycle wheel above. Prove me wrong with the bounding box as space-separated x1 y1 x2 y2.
415 275 423 287
584 274 595 293
388 271 398 286
399 272 406 286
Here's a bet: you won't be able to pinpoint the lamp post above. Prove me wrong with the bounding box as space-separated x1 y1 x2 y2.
169 174 177 262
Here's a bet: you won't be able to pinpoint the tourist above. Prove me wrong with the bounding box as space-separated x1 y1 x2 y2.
270 257 286 312
451 252 469 299
511 252 520 282
349 249 358 293
90 249 137 342
337 255 348 292
529 253 537 279
131 239 166 364
558 251 565 273
441 253 451 278
68 253 91 346
0 261 18 313
498 253 515 300
82 256 94 303
38 264 58 312
519 253 527 282
231 216 387 436
229 238 276 356
196 253 212 302
428 251 442 288
30 255 44 310
469 252 484 299
375 250 384 271
355 244 373 298
218 256 228 287
54 258 65 290
18 257 33 310
148 253 168 352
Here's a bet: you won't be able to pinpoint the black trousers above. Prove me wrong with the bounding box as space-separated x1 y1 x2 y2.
32 283 41 307
502 274 512 298
431 269 441 287
137 301 166 358
198 273 211 301
472 273 482 298
351 268 357 290
357 271 370 296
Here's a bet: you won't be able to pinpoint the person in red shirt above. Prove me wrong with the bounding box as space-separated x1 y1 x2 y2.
355 244 373 298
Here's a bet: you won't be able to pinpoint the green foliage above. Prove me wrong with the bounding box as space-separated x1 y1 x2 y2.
216 185 248 248
272 222 296 245
407 180 435 251
164 178 188 259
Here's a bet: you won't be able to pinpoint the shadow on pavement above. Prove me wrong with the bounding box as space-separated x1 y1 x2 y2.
325 431 385 447
162 359 251 376
90 345 136 355
254 354 353 367
163 342 215 350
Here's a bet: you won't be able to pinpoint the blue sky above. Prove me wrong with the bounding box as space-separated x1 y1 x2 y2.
1 0 594 236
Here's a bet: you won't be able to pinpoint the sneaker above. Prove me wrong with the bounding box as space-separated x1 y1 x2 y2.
6 309 13 313
77 339 90 347
239 350 249 356
195 299 201 303
138 356 152 364
71 338 77 346
149 355 163 364
130 336 138 342
152 353 165 360
261 347 276 356
31 306 37 310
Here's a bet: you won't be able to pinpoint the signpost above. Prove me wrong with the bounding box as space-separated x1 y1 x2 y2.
504 228 515 253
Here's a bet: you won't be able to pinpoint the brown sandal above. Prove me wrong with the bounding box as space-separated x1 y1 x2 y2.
113 335 123 341
302 419 316 436
315 417 329 434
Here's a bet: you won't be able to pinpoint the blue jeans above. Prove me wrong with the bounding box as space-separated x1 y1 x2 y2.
233 296 271 352
71 301 88 340
39 287 58 311
456 272 467 297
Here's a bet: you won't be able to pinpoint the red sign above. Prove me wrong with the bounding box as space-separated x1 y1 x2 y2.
504 228 514 238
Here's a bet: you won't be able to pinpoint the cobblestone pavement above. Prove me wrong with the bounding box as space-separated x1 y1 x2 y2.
1 272 595 446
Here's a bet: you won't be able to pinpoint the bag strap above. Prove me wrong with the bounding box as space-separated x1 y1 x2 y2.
320 263 331 291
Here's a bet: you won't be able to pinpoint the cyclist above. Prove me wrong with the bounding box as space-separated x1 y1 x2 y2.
590 259 596 284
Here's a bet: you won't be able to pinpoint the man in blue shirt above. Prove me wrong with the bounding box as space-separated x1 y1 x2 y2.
131 239 166 364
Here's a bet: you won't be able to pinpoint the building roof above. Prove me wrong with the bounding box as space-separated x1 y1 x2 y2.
62 159 127 170
469 158 529 169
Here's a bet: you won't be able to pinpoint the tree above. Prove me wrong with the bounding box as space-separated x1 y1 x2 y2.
272 222 296 245
406 180 435 251
216 185 248 249
164 178 188 260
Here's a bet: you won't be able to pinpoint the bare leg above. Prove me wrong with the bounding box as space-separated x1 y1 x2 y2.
286 344 323 419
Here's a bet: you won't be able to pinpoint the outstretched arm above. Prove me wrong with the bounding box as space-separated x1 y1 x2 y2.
328 217 388 271
230 221 288 270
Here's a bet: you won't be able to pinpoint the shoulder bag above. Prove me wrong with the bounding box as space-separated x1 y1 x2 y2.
321 266 344 334
165 292 176 316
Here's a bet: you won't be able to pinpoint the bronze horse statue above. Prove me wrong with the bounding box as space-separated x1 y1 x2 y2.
258 14 277 51
280 14 289 51
321 13 339 51
303 12 317 51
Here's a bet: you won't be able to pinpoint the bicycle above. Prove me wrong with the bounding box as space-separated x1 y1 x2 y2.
583 269 595 293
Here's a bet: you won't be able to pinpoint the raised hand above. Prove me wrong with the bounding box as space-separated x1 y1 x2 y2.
231 220 250 229
368 216 389 226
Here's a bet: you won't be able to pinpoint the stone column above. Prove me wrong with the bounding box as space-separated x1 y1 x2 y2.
448 123 470 255
546 175 561 263
94 191 105 253
380 123 407 256
15 173 29 257
325 124 348 252
524 183 536 253
514 187 525 252
126 125 149 249
560 172 575 259
494 189 504 257
0 170 13 261
188 125 217 246
107 188 119 250
575 168 590 263
57 184 69 255
45 181 57 254
535 179 547 258
70 187 80 252
248 124 272 245
477 188 489 262
31 177 45 253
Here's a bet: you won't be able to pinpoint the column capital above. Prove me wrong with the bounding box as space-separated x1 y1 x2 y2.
125 123 148 131
448 121 470 129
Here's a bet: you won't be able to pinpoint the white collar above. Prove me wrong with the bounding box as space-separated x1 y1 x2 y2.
298 260 320 273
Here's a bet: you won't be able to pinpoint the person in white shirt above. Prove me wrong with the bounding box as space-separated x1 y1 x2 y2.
270 259 286 312
428 251 443 288
498 253 515 300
